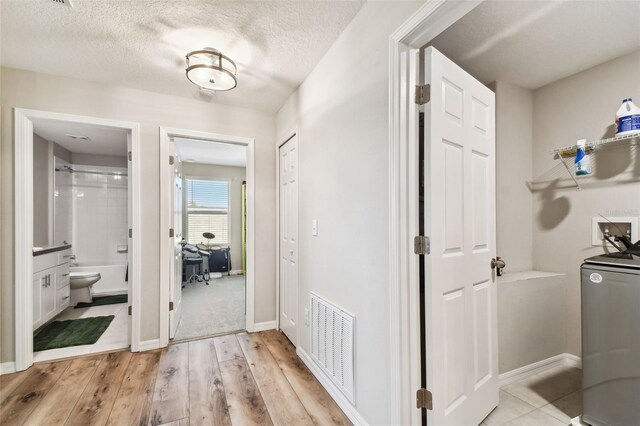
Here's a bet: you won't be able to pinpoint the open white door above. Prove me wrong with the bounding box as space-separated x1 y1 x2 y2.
423 46 498 426
169 140 183 339
279 135 298 345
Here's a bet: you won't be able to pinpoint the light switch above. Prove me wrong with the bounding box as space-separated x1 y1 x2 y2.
312 219 318 236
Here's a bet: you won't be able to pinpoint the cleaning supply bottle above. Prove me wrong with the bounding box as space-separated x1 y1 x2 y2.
616 98 640 135
575 139 592 176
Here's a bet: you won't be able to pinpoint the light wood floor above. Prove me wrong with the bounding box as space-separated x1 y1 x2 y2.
0 330 352 426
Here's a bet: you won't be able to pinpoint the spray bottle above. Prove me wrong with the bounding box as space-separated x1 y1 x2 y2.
575 139 592 176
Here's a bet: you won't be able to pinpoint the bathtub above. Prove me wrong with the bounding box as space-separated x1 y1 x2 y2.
70 263 128 295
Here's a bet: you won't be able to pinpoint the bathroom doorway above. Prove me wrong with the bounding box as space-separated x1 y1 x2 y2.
159 127 255 346
13 109 142 370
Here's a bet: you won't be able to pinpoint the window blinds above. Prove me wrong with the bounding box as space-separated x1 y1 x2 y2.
186 179 229 245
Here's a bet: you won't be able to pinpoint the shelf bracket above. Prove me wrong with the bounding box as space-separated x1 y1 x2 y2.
558 155 581 191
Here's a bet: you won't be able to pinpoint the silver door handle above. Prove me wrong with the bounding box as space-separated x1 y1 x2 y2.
491 257 506 276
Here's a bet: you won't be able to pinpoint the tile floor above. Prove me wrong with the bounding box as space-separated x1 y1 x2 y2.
33 302 129 362
482 365 582 426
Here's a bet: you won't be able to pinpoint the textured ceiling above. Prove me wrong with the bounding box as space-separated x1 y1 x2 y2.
1 0 364 112
175 137 246 167
33 119 128 157
430 0 640 89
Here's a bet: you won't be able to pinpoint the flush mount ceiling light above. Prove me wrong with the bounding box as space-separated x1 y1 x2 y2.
185 48 237 92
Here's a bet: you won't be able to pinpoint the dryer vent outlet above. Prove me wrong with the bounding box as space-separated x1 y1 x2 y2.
52 0 74 8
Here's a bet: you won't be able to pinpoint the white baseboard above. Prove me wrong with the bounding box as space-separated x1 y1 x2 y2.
572 415 589 425
297 347 369 426
137 339 161 352
564 353 582 368
499 353 582 387
253 320 277 332
0 362 16 375
230 270 243 276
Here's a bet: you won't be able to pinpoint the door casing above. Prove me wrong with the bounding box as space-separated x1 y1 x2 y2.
388 1 485 424
13 108 142 371
159 126 255 347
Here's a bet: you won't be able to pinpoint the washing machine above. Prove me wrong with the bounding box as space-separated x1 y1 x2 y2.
581 248 640 426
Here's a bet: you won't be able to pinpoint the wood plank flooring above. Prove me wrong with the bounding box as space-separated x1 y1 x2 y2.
0 331 351 426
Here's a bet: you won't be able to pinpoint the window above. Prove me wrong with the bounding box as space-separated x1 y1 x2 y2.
186 178 229 245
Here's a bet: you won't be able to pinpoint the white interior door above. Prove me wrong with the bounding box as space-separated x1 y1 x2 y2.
423 46 498 426
169 140 183 339
279 135 298 345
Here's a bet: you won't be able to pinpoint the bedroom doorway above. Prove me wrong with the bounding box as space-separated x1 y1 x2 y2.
159 127 255 346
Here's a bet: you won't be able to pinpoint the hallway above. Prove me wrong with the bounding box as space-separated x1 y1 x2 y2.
0 330 351 425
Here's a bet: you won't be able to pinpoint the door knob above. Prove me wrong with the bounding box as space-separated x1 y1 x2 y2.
491 257 506 276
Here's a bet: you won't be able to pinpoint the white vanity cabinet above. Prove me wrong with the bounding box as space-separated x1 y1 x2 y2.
33 247 72 330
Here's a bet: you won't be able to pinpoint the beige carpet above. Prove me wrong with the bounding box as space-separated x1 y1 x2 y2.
174 275 246 341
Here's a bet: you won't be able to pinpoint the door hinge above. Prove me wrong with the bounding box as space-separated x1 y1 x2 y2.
169 228 174 238
169 301 174 311
129 228 132 238
169 155 175 165
414 235 430 255
416 388 433 410
128 305 132 316
128 151 132 161
415 84 431 105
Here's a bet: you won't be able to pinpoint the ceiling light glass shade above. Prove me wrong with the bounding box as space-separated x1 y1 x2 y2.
185 48 237 92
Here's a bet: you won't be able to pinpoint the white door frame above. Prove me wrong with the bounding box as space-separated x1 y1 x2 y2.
13 108 142 371
388 1 483 424
159 126 255 347
275 130 298 343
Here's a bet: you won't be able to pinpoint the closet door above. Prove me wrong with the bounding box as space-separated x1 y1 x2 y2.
279 135 298 345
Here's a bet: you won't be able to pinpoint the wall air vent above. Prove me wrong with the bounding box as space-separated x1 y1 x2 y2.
52 0 74 8
310 292 355 404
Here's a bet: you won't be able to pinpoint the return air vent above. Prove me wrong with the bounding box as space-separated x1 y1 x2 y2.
52 0 74 8
310 292 355 404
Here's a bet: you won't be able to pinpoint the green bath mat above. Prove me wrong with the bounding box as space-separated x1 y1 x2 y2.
34 316 114 351
75 294 128 308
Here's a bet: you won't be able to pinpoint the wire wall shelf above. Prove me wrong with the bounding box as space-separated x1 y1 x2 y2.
531 131 640 191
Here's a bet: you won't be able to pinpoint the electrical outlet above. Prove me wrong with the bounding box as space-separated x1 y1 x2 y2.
312 219 318 236
304 308 309 326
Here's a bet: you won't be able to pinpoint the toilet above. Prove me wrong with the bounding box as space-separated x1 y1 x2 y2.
70 271 101 305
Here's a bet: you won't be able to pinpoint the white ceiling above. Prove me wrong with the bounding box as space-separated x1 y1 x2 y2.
33 119 128 157
1 0 364 113
430 0 640 89
175 137 246 167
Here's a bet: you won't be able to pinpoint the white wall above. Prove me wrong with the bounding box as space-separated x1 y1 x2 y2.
492 81 534 272
181 162 246 271
277 2 422 424
53 157 73 246
72 153 127 168
1 67 276 362
33 133 50 246
532 50 640 356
